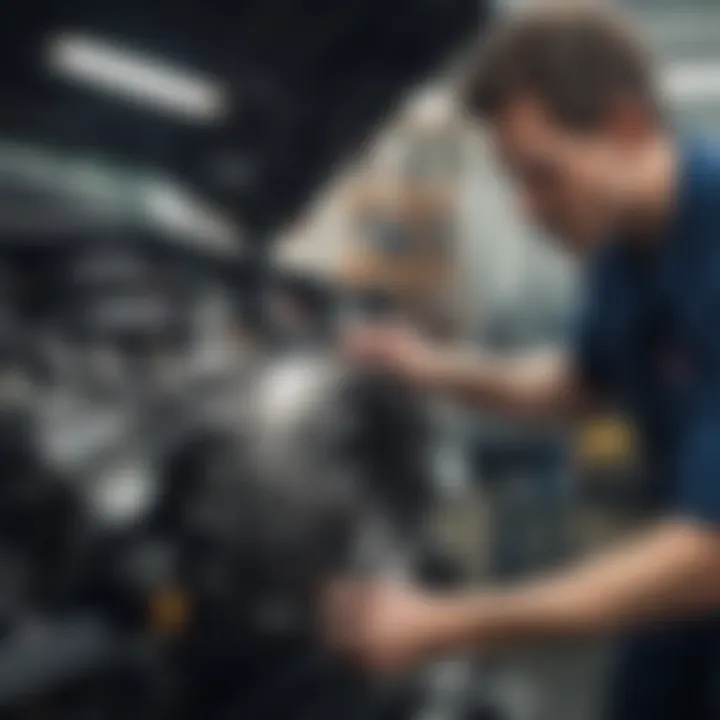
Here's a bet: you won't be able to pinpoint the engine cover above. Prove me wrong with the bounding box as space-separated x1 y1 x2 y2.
150 353 436 636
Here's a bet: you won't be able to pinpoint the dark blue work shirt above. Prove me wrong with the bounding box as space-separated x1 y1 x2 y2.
576 138 720 525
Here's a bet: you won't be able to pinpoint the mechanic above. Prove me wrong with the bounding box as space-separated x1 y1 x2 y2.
323 6 720 719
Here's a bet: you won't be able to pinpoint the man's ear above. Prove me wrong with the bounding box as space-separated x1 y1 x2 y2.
605 98 653 144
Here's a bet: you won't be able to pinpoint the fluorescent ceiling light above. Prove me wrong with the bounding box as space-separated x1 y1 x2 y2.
46 32 228 123
664 63 720 103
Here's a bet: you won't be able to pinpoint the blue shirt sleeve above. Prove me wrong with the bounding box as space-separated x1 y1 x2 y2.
675 274 720 525
675 405 720 526
572 264 611 395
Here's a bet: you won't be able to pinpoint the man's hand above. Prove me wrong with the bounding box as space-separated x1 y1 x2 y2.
322 581 448 676
341 325 442 388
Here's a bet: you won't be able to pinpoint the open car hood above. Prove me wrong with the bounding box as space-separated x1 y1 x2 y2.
0 0 489 244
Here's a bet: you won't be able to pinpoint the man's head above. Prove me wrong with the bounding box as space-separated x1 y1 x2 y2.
463 6 666 251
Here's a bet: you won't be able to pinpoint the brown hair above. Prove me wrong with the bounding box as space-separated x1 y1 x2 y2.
462 5 661 131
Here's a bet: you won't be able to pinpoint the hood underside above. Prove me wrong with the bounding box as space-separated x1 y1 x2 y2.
0 0 489 243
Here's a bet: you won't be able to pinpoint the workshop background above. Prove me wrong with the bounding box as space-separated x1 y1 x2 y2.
0 0 717 719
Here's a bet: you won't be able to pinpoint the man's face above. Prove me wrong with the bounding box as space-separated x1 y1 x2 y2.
491 97 633 253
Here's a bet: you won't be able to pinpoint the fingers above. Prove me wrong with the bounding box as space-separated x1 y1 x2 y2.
340 327 412 375
319 580 422 678
322 579 373 655
341 327 391 360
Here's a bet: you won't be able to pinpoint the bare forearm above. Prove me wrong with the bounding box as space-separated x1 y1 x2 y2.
427 522 720 654
422 348 591 421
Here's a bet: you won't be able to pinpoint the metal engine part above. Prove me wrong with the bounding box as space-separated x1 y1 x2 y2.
151 352 437 635
138 352 486 720
0 352 493 720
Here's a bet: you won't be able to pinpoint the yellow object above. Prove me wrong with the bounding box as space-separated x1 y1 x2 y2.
148 586 193 638
577 417 636 467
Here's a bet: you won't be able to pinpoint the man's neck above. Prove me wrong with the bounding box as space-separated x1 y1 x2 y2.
623 135 680 246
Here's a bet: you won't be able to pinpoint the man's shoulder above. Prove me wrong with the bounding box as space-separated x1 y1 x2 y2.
677 138 720 278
